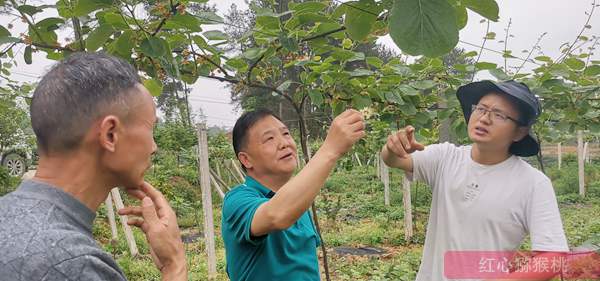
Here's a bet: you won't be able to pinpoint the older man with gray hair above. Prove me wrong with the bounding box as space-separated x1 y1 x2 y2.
0 53 187 280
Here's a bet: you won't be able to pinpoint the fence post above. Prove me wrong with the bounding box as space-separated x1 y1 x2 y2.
196 123 217 279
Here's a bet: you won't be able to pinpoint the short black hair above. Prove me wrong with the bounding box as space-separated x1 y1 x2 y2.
232 109 282 171
30 52 141 154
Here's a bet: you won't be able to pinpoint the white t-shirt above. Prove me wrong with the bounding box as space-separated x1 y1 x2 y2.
410 143 569 281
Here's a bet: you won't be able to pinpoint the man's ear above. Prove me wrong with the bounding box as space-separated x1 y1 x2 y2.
513 126 530 142
238 152 252 170
99 115 121 152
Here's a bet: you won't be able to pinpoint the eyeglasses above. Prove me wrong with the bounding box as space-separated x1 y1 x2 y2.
471 104 521 124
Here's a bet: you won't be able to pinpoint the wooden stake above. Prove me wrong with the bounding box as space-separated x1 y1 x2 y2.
230 159 245 182
402 176 414 241
105 195 118 240
111 188 139 256
557 143 562 170
210 173 225 199
578 130 586 197
196 123 217 279
380 156 390 206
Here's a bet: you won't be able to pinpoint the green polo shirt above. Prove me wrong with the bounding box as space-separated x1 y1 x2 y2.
221 176 321 281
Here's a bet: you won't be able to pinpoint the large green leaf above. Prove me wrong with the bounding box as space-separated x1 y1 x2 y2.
564 57 585 70
29 26 57 44
344 0 380 41
410 80 436 90
584 65 600 76
73 0 113 17
140 37 168 58
489 68 510 81
143 79 163 97
463 0 499 22
86 25 114 51
113 30 134 57
0 26 10 37
167 14 202 32
195 11 224 24
289 2 328 14
308 90 324 106
103 13 130 30
454 4 468 30
203 30 228 41
389 0 459 57
36 18 65 32
352 94 372 109
17 5 42 16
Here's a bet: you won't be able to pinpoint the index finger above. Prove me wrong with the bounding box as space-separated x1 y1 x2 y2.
139 182 170 211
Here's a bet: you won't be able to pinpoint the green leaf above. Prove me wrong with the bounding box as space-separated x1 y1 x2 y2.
73 0 113 17
463 0 499 22
534 56 553 63
242 48 263 60
365 57 382 69
308 90 324 106
279 33 298 52
344 0 380 41
29 26 58 44
289 2 328 14
348 68 374 77
564 57 585 70
103 13 129 30
113 30 133 57
0 37 20 45
398 102 417 115
454 5 468 30
352 94 372 109
140 37 168 58
389 0 459 57
17 5 42 16
277 80 292 92
143 79 163 97
410 80 435 90
384 91 403 104
168 14 202 32
195 11 224 24
475 62 497 70
203 30 228 41
86 25 114 51
256 15 281 30
24 46 32 64
36 18 65 32
583 65 600 76
398 85 419 96
226 58 247 71
332 100 347 116
0 26 9 38
489 68 510 81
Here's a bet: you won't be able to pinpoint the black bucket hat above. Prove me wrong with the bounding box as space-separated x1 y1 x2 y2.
456 80 541 157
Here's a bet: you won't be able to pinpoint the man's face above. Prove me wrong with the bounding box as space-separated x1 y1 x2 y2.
109 84 157 188
239 115 298 178
467 93 527 151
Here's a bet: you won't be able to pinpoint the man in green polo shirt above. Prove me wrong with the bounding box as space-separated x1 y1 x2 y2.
222 109 365 281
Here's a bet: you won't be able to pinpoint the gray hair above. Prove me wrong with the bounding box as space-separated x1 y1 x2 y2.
30 52 141 153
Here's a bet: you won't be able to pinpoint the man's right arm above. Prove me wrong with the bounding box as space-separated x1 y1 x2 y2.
250 109 366 237
380 125 425 173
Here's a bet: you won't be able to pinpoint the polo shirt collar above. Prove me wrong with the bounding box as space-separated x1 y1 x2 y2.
244 176 276 198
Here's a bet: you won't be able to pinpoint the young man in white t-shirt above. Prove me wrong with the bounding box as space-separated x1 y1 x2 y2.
381 80 569 281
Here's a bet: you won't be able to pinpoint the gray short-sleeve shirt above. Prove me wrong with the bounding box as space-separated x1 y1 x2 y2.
0 180 126 281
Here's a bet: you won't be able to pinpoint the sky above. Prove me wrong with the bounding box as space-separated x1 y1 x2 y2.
2 0 599 128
